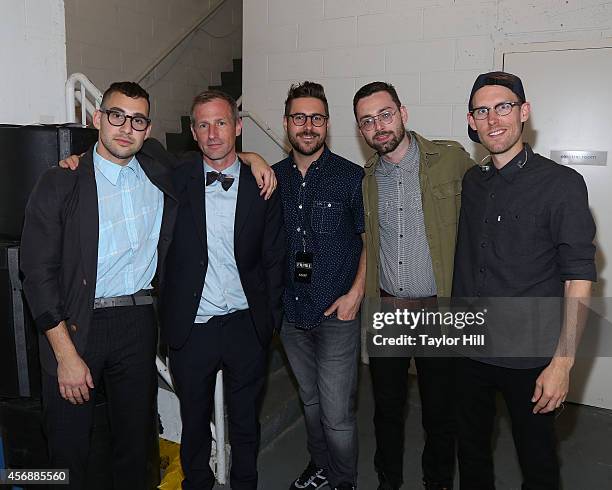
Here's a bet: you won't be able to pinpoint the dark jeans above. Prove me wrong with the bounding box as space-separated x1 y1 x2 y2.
41 305 158 490
281 316 360 487
456 358 559 490
368 356 456 488
169 310 267 490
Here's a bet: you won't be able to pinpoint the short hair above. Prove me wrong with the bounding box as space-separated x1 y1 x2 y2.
353 81 402 119
284 81 329 116
190 89 239 124
101 82 150 114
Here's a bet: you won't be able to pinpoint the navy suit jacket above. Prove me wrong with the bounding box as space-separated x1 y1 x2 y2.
159 152 286 349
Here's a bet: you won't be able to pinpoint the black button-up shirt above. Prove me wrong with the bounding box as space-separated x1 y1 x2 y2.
274 146 365 329
452 144 596 368
453 143 596 299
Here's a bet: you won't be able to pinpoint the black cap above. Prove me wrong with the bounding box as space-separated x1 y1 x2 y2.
467 71 526 143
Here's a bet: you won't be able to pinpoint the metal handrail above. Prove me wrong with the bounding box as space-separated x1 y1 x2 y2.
240 110 291 154
65 73 103 125
237 96 290 154
134 0 227 84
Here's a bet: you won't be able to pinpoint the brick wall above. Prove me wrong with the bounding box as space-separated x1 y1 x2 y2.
0 0 66 124
242 0 612 164
65 0 242 141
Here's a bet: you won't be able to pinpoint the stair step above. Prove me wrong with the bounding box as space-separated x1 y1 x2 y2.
232 58 242 75
221 71 241 88
208 84 241 100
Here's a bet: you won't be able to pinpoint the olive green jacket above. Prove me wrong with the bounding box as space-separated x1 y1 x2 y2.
362 131 475 333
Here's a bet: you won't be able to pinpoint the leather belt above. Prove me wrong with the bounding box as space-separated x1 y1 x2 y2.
379 289 437 309
93 290 154 309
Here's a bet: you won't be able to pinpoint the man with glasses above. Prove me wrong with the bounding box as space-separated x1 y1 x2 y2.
353 81 475 490
21 82 177 489
453 71 595 489
275 81 365 490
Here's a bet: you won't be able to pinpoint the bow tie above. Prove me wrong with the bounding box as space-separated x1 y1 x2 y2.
206 171 235 191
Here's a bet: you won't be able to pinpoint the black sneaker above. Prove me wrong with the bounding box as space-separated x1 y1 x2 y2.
290 461 329 489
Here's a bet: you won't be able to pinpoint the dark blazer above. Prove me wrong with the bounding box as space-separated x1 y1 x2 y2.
21 144 178 375
160 153 286 350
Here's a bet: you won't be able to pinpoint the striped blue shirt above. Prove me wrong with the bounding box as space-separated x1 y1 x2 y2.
196 158 249 323
93 143 163 298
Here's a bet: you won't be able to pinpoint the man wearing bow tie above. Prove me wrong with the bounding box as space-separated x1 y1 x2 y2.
160 89 286 490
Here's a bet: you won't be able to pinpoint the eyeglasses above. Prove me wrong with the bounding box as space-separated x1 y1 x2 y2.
358 109 397 132
102 109 151 131
470 101 522 120
286 113 328 127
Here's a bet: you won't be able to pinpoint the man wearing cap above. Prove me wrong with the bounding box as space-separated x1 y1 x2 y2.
353 81 474 490
453 72 596 489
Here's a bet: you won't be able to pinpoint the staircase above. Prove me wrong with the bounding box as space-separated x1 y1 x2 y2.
165 58 243 155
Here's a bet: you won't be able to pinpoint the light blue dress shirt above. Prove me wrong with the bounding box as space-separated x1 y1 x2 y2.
196 158 249 323
93 143 163 298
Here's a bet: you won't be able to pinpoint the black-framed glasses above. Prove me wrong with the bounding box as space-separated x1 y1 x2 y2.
102 109 151 131
470 101 522 120
358 109 397 131
286 113 328 127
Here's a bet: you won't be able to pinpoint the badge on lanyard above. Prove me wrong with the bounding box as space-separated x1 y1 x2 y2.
294 251 313 284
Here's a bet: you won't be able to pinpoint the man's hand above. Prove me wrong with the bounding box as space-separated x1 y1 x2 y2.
240 152 277 199
45 320 94 405
58 154 81 170
57 351 94 405
324 290 363 321
531 357 573 414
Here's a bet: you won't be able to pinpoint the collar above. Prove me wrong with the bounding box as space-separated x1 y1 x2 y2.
93 143 140 186
377 132 419 176
481 143 533 182
204 157 240 179
288 144 331 173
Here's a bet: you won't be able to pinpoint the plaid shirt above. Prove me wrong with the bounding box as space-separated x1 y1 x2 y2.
93 144 163 298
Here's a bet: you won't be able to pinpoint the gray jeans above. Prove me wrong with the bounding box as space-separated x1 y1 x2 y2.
280 316 360 487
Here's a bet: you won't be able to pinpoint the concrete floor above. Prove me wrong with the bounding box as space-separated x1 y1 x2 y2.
252 364 612 490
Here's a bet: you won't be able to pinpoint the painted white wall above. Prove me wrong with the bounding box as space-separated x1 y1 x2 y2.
0 0 67 124
65 0 242 141
242 0 612 165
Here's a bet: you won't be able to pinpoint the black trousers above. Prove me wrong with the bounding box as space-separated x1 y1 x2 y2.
369 356 456 487
41 305 158 490
169 310 267 490
456 358 559 490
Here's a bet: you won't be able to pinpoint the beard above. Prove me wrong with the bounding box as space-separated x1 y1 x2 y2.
287 130 325 156
370 125 405 155
99 133 140 161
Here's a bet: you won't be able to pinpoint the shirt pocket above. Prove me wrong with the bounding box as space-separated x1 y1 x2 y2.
497 209 540 257
311 200 343 234
431 180 461 225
